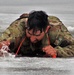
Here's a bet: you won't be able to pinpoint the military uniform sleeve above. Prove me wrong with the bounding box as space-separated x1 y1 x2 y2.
54 23 74 57
48 16 74 57
0 17 28 52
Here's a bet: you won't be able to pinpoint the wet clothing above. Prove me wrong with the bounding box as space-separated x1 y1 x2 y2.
0 13 74 57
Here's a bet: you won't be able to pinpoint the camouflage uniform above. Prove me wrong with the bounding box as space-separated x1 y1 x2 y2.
0 13 74 57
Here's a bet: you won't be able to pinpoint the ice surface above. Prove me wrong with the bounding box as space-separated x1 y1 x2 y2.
0 57 74 75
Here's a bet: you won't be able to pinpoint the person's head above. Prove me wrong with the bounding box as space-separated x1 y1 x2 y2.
26 10 49 43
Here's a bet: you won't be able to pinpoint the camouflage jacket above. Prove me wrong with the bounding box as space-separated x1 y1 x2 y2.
0 13 74 57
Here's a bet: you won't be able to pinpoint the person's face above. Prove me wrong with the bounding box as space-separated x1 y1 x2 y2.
26 28 45 43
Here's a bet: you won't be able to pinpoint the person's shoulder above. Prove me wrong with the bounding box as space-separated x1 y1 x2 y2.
48 16 60 22
9 13 29 28
0 13 29 41
48 15 68 32
48 16 61 26
20 13 29 19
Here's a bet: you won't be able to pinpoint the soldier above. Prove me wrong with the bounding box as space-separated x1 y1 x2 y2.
0 10 74 57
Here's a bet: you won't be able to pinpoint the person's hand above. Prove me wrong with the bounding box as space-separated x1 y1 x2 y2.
0 40 10 49
42 45 57 58
0 45 10 57
0 40 10 57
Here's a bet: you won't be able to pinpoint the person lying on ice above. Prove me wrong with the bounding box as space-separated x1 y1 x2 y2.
0 10 74 58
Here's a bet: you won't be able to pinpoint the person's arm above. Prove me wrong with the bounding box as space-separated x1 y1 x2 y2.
54 27 74 57
48 16 74 57
55 45 74 57
0 18 26 41
54 25 74 57
0 17 27 53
